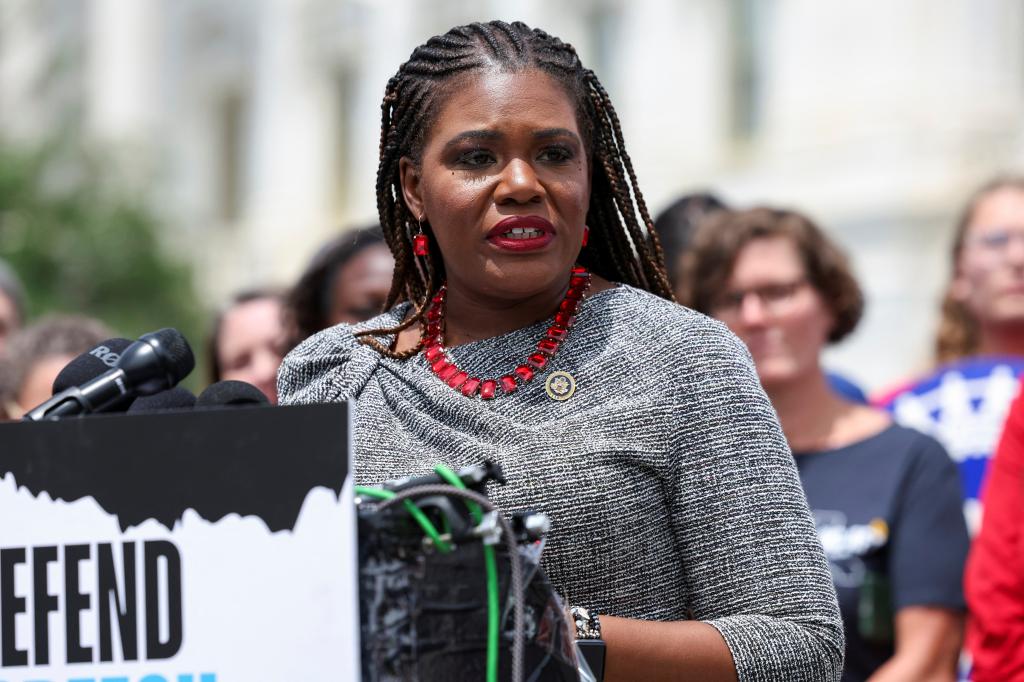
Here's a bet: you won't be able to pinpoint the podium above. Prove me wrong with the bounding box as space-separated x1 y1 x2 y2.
0 403 359 682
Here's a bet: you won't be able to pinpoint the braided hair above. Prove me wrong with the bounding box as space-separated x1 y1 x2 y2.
357 20 673 358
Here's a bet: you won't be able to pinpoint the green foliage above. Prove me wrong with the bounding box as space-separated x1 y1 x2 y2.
0 139 207 384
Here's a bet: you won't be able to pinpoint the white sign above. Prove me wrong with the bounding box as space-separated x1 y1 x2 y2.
0 473 359 682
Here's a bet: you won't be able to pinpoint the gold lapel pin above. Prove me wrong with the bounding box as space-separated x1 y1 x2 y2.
545 371 577 401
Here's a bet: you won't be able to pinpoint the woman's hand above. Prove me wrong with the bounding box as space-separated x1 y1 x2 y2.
601 615 738 682
865 606 963 682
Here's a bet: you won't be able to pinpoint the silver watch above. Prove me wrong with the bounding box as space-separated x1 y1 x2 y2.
569 605 602 640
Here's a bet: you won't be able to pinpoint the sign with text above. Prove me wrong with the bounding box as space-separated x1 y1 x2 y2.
0 403 358 682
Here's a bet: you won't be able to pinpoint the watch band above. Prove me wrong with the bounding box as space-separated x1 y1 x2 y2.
569 605 602 640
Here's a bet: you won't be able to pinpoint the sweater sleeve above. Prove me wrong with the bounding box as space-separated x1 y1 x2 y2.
277 324 379 406
966 380 1024 681
668 321 844 681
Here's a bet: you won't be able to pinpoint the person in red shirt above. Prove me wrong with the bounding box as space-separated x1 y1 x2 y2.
965 377 1024 680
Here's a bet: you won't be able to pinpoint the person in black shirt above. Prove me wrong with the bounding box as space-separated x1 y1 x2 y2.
679 206 968 681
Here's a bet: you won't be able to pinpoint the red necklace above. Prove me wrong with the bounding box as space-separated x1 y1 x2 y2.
421 266 592 399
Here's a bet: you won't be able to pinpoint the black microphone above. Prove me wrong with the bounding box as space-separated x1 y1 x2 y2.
195 380 270 408
128 387 198 413
24 328 196 421
51 338 136 412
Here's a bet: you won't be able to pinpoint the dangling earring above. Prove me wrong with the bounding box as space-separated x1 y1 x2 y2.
413 218 429 256
582 226 590 247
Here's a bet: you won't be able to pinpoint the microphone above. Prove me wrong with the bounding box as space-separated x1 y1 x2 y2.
51 338 136 412
196 380 270 408
24 328 196 421
128 387 198 413
129 381 263 415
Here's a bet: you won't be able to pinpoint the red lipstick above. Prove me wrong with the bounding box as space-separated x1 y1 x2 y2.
486 216 555 252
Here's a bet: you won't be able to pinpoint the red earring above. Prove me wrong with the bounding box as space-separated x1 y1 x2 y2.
413 234 429 256
413 219 429 256
582 226 590 247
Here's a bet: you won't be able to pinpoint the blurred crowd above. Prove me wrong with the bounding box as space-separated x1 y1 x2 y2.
0 224 394 415
2 175 1024 679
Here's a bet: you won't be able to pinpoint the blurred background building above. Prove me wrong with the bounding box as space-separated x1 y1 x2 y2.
1 0 1022 391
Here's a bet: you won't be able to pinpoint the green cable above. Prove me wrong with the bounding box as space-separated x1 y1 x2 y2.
354 485 452 553
433 464 500 682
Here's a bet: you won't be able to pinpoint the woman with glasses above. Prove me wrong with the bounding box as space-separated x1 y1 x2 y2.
872 176 1024 679
935 177 1024 366
678 207 968 682
876 177 1024 540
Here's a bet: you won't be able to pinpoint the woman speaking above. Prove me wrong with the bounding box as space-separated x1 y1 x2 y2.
279 21 842 681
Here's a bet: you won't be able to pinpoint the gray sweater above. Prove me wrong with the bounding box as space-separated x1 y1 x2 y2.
278 284 844 680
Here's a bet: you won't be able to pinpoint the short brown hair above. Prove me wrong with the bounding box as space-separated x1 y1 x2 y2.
0 314 113 415
677 207 864 343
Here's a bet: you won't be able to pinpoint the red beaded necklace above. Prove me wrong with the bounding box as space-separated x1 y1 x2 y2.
421 265 592 399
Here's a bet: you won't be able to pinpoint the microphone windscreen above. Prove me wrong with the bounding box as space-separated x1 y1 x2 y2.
138 328 196 385
196 380 270 408
127 387 197 413
52 338 133 393
52 338 136 412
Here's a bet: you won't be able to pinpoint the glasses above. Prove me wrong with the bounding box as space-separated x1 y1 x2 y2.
710 278 808 317
967 229 1024 256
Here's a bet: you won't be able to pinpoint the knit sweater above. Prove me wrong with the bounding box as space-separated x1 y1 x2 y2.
278 284 844 680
